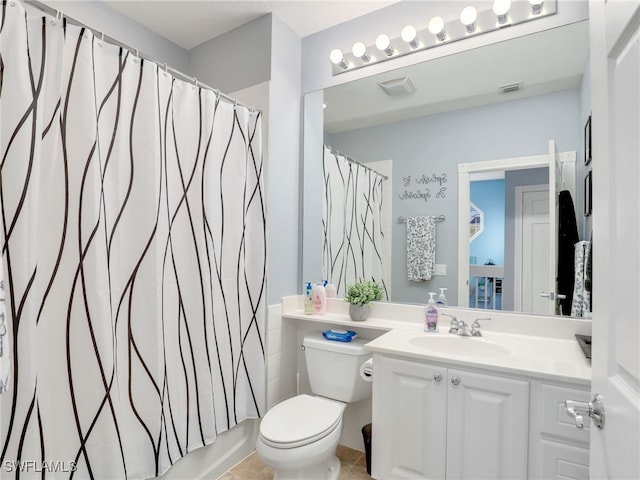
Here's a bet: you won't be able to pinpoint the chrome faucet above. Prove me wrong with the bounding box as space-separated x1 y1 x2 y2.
441 314 459 334
454 320 473 336
471 318 491 337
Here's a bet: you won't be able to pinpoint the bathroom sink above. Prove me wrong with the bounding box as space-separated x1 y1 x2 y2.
408 335 512 357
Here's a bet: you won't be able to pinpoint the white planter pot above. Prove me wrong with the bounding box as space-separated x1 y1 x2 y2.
349 304 371 322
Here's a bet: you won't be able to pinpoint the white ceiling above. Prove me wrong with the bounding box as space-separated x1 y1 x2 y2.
323 20 590 133
101 0 400 50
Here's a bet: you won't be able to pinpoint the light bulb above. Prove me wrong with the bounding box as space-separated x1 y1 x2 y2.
329 49 348 69
375 34 389 50
352 41 370 62
493 0 511 24
529 0 543 15
460 6 478 33
428 16 446 42
375 34 394 56
401 25 419 48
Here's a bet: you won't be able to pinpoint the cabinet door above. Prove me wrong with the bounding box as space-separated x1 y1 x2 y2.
446 369 529 480
372 355 447 479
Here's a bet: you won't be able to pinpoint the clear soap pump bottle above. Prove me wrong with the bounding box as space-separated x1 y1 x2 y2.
425 292 439 332
437 288 448 306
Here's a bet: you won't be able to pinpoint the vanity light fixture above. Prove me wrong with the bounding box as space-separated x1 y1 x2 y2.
493 0 512 24
401 25 420 49
428 16 446 42
529 0 544 15
460 6 478 33
328 0 556 75
352 41 371 62
376 34 395 56
329 48 348 69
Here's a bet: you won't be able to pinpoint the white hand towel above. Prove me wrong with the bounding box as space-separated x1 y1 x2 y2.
406 216 436 281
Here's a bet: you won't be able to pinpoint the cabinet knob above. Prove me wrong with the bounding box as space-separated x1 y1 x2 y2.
451 376 461 386
433 373 442 382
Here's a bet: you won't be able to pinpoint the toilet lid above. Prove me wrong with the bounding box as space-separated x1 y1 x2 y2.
260 395 343 448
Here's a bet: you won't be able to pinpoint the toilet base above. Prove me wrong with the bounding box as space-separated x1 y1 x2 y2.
272 454 340 480
256 416 343 480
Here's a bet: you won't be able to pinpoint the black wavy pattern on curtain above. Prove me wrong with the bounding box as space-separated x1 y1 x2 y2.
322 149 388 299
0 6 266 479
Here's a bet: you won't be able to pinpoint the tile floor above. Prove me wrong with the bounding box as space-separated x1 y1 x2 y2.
217 444 372 480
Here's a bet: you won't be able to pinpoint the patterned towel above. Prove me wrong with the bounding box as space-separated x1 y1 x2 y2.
570 240 591 317
407 216 436 281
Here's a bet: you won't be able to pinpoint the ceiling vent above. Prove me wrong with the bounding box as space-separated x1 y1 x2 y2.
499 82 522 94
378 76 416 96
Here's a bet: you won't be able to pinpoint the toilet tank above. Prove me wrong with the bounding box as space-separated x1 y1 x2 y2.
303 334 372 403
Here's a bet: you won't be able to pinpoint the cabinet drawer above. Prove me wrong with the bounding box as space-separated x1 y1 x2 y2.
540 384 590 443
539 438 589 480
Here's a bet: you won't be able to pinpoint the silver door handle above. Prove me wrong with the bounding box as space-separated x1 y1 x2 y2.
565 393 605 429
540 292 567 300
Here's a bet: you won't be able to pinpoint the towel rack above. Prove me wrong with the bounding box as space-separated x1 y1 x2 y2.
397 215 446 224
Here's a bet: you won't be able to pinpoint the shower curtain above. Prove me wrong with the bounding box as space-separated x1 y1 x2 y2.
0 3 266 479
322 147 388 298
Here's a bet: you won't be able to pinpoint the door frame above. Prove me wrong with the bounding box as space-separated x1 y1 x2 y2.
458 148 576 307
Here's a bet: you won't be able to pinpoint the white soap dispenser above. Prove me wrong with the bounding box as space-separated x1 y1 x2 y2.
313 282 327 314
325 281 337 298
425 292 439 332
437 288 448 306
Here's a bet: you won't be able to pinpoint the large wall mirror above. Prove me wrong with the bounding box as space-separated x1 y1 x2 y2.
304 20 592 317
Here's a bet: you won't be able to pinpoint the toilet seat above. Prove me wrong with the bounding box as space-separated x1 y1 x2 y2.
259 394 344 449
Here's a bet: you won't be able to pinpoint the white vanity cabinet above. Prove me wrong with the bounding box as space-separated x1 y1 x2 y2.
372 354 529 480
371 353 591 480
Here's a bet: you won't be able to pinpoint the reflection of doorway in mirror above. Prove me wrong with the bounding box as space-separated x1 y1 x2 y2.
469 179 505 310
514 184 550 314
469 202 483 241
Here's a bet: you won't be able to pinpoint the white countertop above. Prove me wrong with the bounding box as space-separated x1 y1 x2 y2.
281 296 592 386
364 325 591 385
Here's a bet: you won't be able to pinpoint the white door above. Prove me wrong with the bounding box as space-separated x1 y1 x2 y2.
515 185 551 314
587 1 640 478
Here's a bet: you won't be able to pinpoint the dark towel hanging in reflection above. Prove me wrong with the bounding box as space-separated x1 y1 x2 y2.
557 190 579 315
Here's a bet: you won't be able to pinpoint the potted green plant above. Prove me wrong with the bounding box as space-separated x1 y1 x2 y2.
344 280 383 321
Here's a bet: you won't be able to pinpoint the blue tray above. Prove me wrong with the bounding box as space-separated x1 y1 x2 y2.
322 329 357 342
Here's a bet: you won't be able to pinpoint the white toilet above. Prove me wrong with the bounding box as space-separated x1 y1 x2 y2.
256 334 372 480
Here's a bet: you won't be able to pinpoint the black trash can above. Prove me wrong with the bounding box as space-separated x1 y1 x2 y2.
361 423 372 475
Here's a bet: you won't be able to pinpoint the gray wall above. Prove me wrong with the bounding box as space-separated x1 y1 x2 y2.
40 1 189 72
326 89 580 305
188 15 272 93
266 15 302 304
577 56 593 240
503 168 549 311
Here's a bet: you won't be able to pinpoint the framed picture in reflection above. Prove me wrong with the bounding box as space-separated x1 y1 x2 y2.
584 115 592 166
584 171 592 216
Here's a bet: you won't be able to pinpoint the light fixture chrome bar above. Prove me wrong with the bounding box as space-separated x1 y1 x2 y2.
330 0 556 75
